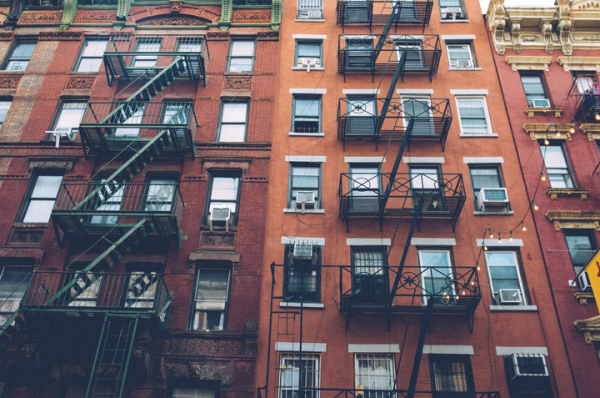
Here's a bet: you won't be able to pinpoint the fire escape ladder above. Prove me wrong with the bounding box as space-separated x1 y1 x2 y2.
87 315 139 398
46 219 156 306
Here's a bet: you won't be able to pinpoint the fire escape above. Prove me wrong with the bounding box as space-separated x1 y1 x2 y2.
0 34 208 398
262 3 494 398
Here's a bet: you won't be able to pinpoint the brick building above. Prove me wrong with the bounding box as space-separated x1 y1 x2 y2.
0 0 279 397
485 0 600 396
255 1 576 398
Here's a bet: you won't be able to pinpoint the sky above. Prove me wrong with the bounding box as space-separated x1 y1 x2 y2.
478 0 557 14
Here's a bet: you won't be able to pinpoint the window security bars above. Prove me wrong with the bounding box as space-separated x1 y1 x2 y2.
298 0 324 19
277 353 321 398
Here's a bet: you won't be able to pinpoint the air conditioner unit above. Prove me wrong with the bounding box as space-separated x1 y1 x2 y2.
209 207 231 232
507 354 549 380
453 59 473 68
498 289 522 305
442 7 464 20
295 191 315 213
478 188 509 213
45 128 78 148
578 270 592 292
293 243 313 259
298 9 322 19
298 57 321 72
529 99 551 108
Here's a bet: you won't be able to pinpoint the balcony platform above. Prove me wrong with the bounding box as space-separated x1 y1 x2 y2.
336 0 433 31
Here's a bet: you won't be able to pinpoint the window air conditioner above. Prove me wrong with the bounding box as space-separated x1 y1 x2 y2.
578 270 592 292
478 188 509 213
295 191 315 213
507 354 549 381
298 57 321 72
452 59 473 68
209 207 231 232
45 128 78 148
293 242 313 259
497 289 522 305
298 9 322 19
529 99 551 108
442 7 464 20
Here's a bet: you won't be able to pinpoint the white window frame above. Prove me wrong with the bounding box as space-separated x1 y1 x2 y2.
418 249 455 305
446 43 474 68
278 353 321 398
401 96 435 135
454 95 493 135
394 40 425 69
484 250 527 305
75 39 108 73
354 354 396 398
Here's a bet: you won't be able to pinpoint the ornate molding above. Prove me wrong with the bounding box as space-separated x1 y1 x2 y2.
7 225 46 247
574 314 600 344
65 75 95 90
0 32 14 41
523 123 572 141
580 123 600 141
486 0 508 55
0 75 21 89
207 31 229 41
575 292 595 306
59 0 76 30
257 31 278 41
541 22 554 53
38 31 82 41
271 0 281 30
137 15 208 26
200 231 236 247
73 10 117 24
231 9 271 23
545 210 600 231
524 107 563 118
556 56 600 72
223 76 251 91
546 187 589 200
116 0 131 21
18 11 62 24
505 56 552 72
219 0 231 30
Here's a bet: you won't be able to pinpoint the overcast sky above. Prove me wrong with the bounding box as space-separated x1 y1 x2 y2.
478 0 556 14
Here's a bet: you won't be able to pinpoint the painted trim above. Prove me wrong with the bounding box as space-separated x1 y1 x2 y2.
281 237 325 245
346 238 392 246
423 345 474 355
344 157 385 163
289 88 327 94
463 157 505 164
285 156 327 162
283 209 325 214
276 342 327 352
293 34 327 40
343 89 380 94
403 157 445 164
450 89 489 95
490 305 538 312
280 302 325 309
441 35 476 40
348 344 400 353
495 346 548 356
477 239 523 247
396 89 434 95
411 238 457 246
390 35 424 40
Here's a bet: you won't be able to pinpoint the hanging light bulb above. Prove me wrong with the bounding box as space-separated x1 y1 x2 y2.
544 138 550 145
498 233 502 244
522 223 527 232
462 288 466 296
570 124 575 134
510 231 513 242
533 202 539 211
489 229 493 239
556 129 561 138
596 112 600 121
483 243 488 251
541 172 546 181
476 263 480 271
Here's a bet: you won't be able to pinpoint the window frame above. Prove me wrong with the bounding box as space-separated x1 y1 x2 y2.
295 40 323 68
539 141 576 189
288 163 322 210
203 172 242 226
348 162 381 213
189 267 231 332
17 170 64 224
278 352 321 398
142 174 179 213
401 95 435 136
350 246 390 298
408 164 445 212
2 40 37 71
73 38 109 73
283 244 322 303
563 229 597 276
468 164 505 209
216 100 249 142
417 248 455 305
520 72 552 107
445 41 477 68
0 100 11 128
0 264 34 326
292 95 322 134
48 100 88 137
438 0 467 20
227 38 256 73
394 39 425 69
484 249 529 306
455 95 493 135
131 38 162 68
428 354 476 395
354 354 396 398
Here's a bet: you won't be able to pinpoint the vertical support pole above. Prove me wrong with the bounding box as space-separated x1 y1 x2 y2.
406 298 434 398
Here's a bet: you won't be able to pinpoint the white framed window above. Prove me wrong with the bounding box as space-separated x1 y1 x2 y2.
75 39 108 73
394 40 424 69
217 102 249 142
278 353 321 398
297 0 324 20
484 251 527 306
455 96 492 135
132 39 161 67
418 249 454 304
354 354 395 398
446 43 475 68
540 142 574 189
52 102 86 133
401 96 435 135
227 39 255 73
190 268 231 331
19 173 63 223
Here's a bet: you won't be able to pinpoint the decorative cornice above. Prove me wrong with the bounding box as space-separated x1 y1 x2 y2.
0 32 14 41
574 314 600 344
523 123 572 141
18 11 62 24
575 292 595 306
38 31 82 41
580 124 600 141
545 210 600 231
0 75 21 89
206 31 229 41
231 9 271 23
546 187 589 200
219 0 231 30
59 0 77 30
65 75 95 90
73 10 117 24
271 0 281 30
223 76 251 91
557 56 600 72
505 56 553 71
524 107 563 118
257 31 278 41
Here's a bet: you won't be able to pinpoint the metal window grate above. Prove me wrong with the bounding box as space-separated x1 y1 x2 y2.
278 353 321 398
355 354 395 398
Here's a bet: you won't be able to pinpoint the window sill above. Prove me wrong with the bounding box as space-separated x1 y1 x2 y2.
280 302 324 309
291 67 325 72
288 132 325 137
224 71 254 76
575 292 594 306
284 209 325 214
459 133 498 138
295 19 325 23
546 187 589 201
524 107 562 118
473 211 514 216
489 305 538 312
448 67 482 71
0 70 25 75
440 19 470 23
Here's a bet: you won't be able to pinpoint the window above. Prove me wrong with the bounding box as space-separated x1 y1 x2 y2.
351 246 389 298
564 230 596 275
124 263 163 309
145 177 177 212
90 177 123 224
177 37 202 53
75 39 108 73
540 143 574 188
429 355 475 396
279 353 321 398
469 165 504 209
114 103 145 138
439 0 466 20
292 96 321 133
354 354 395 398
295 41 322 68
19 172 63 223
283 244 321 303
162 102 190 125
132 39 161 67
227 40 255 73
3 41 36 71
0 266 33 325
395 40 424 69
217 102 248 142
521 73 550 107
191 268 230 331
485 250 527 305
394 0 419 21
297 0 323 19
349 163 380 212
402 97 434 135
66 263 103 307
346 96 377 137
51 101 86 133
0 101 10 127
289 163 321 210
171 389 216 398
446 42 475 68
344 38 373 70
409 165 445 212
205 174 241 226
418 249 454 304
456 97 492 134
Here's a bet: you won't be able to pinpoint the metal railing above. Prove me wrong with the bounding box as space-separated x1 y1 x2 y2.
21 271 171 326
337 97 451 149
336 0 433 29
81 101 197 129
233 0 272 4
298 0 324 19
568 74 600 122
259 386 500 398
